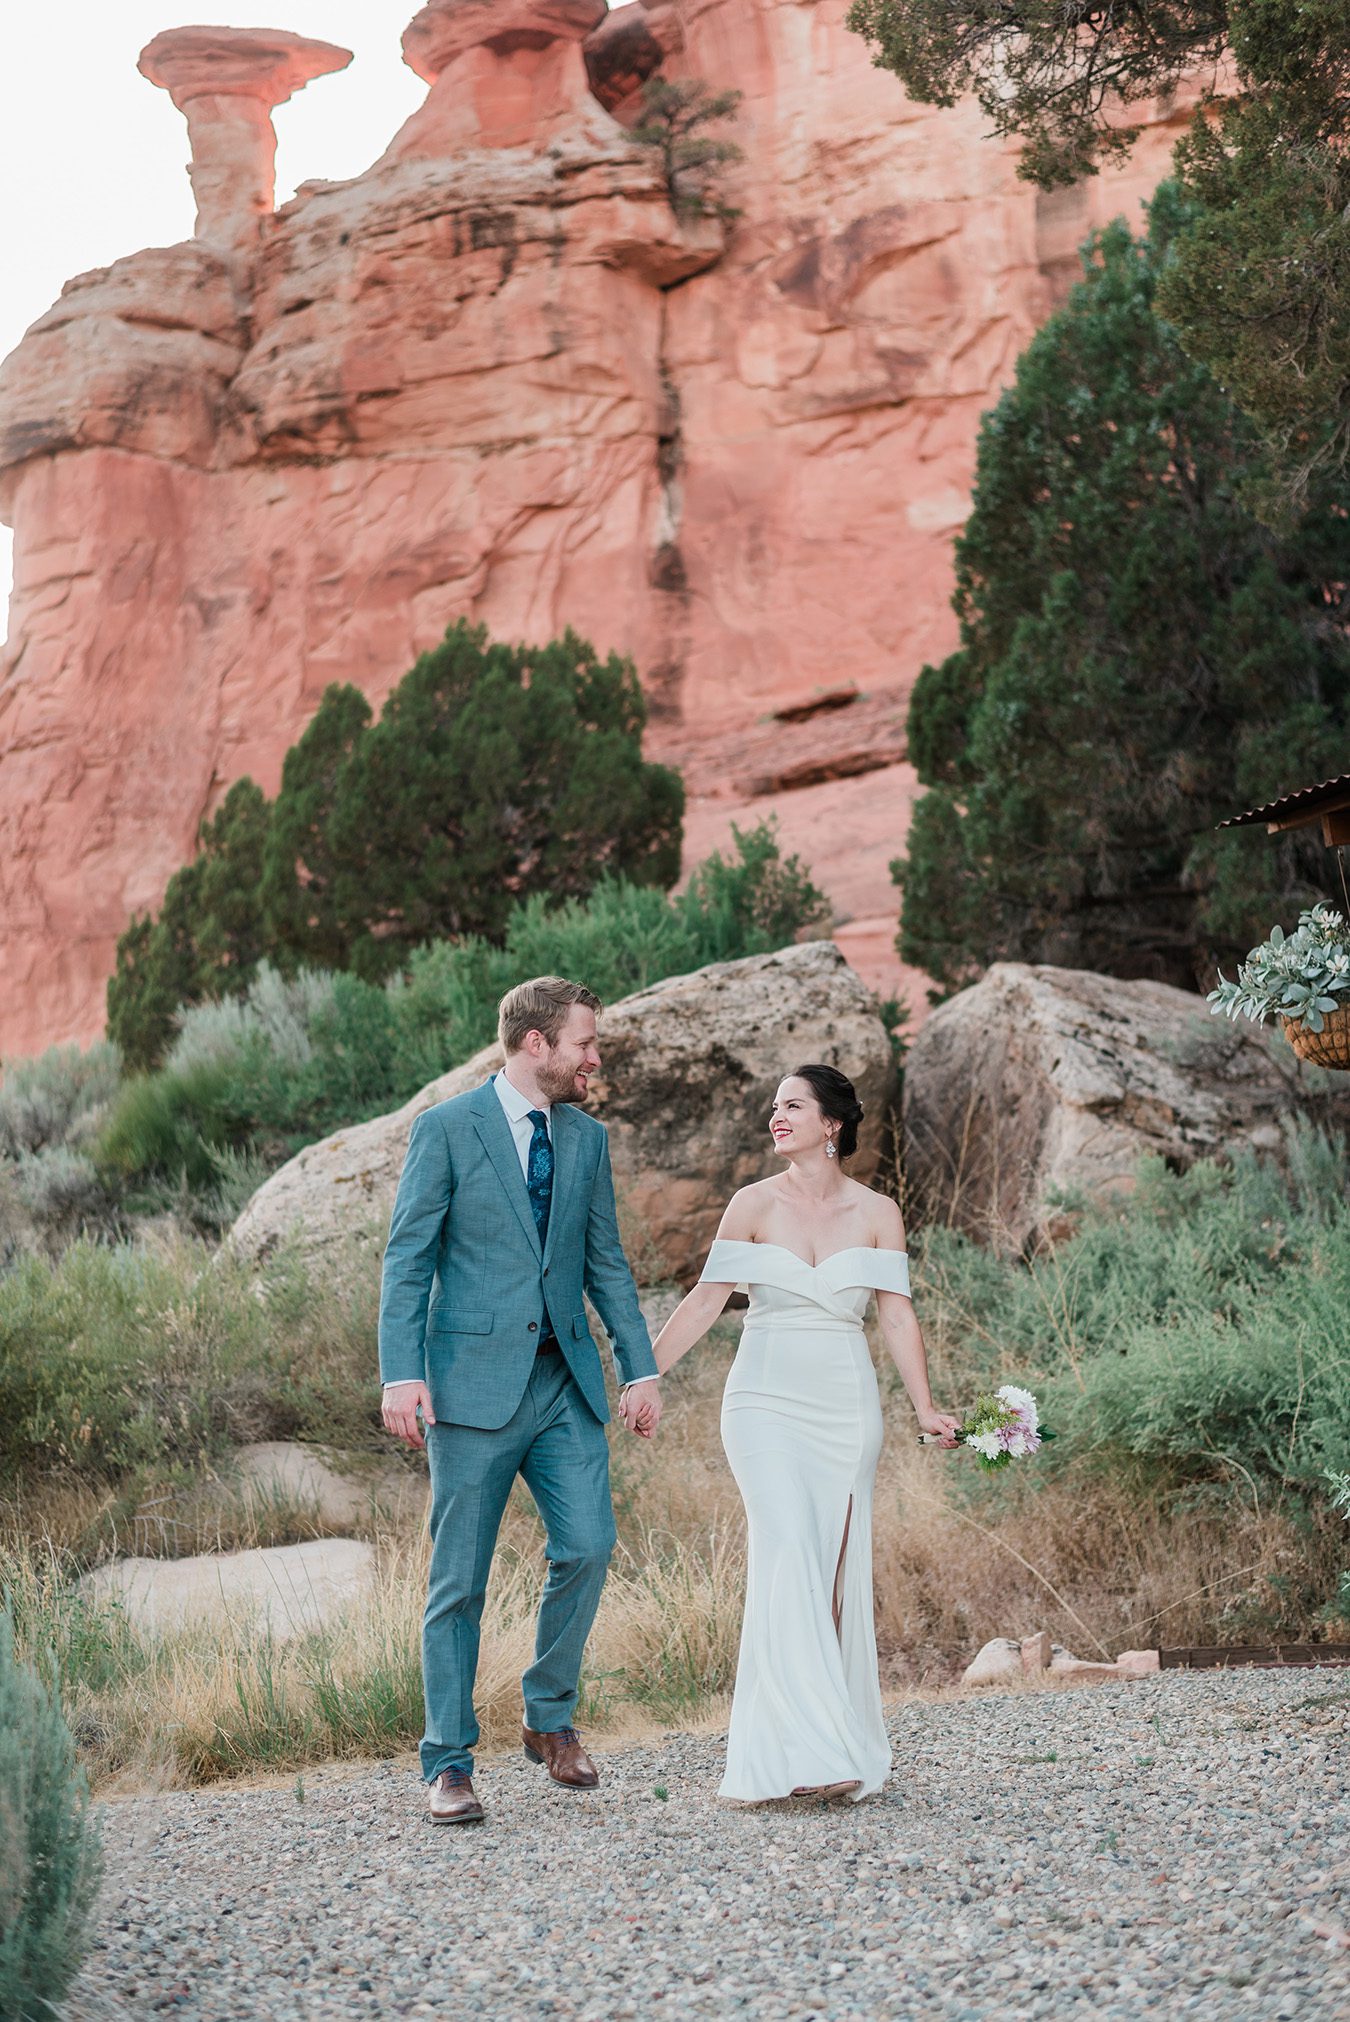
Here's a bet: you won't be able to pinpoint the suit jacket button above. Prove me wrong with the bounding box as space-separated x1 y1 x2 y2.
528 1322 538 1332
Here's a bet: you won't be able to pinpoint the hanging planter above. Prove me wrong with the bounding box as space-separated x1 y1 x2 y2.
1208 906 1350 1072
1281 1002 1350 1071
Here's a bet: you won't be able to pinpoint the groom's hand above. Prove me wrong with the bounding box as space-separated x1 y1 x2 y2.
382 1380 435 1450
620 1379 662 1440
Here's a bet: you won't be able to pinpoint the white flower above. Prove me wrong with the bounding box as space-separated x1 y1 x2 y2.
967 1430 1003 1460
997 1384 1039 1430
1005 1426 1040 1458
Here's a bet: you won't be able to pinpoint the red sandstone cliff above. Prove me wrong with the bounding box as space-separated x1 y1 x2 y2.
0 1 1194 1057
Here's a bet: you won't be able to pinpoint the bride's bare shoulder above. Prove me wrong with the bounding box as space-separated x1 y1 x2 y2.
716 1178 777 1241
858 1184 906 1248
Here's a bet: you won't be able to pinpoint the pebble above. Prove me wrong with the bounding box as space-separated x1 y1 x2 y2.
70 1670 1350 2020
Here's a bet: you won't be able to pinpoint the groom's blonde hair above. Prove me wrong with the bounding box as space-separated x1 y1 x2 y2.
498 976 601 1055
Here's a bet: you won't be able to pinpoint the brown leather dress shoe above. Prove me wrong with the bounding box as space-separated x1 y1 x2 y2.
521 1723 599 1788
428 1769 484 1824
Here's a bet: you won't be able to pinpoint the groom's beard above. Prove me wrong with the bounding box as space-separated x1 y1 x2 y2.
537 1057 588 1106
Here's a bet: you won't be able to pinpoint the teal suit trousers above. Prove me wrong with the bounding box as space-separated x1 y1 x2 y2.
422 1351 615 1778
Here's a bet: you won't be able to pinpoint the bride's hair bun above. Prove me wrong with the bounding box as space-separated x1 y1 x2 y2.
791 1062 864 1161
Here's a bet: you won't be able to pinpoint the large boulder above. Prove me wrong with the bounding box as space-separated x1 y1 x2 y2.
232 940 896 1284
80 1538 374 1642
903 962 1345 1253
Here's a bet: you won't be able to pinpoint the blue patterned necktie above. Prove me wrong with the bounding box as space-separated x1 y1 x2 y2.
526 1109 553 1246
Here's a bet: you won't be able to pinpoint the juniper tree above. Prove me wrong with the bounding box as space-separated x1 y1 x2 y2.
307 623 685 978
106 778 270 1069
895 193 1350 997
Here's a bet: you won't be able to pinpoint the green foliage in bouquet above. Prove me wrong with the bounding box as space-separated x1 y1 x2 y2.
0 1610 103 2020
894 194 1350 998
107 623 685 1068
1208 906 1350 1034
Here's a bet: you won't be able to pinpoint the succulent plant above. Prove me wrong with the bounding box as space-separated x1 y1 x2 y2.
1208 906 1350 1033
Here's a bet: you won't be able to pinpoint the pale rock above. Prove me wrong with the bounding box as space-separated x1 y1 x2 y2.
0 3 1211 1056
231 940 896 1284
962 1638 1023 1686
79 1537 375 1641
965 1632 1162 1687
230 1442 426 1528
902 962 1346 1253
1116 1649 1162 1678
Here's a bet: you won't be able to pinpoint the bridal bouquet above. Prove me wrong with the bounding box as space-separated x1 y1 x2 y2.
959 1386 1051 1470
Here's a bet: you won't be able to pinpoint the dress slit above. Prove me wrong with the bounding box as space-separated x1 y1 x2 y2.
832 1495 854 1640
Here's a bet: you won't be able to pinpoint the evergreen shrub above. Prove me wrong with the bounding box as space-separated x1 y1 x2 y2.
0 1610 103 2021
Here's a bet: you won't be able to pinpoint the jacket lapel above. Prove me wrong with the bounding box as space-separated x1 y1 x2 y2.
469 1081 542 1257
542 1104 578 1268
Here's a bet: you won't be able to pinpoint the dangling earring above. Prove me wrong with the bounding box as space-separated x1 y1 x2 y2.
826 1137 837 1160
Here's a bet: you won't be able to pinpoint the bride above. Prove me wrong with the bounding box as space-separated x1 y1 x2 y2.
647 1063 959 1803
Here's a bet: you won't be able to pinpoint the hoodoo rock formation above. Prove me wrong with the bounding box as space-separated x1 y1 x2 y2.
0 1 1193 1057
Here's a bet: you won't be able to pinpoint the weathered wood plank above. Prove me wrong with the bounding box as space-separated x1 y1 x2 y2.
1159 1644 1350 1670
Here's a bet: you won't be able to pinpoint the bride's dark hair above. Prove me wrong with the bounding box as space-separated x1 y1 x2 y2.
792 1063 865 1161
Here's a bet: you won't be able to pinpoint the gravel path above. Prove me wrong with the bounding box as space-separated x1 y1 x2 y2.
77 1669 1349 2021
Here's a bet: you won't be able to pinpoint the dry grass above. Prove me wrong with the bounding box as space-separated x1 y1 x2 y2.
8 1302 1342 1797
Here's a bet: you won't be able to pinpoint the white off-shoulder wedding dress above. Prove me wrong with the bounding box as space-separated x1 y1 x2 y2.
700 1238 910 1803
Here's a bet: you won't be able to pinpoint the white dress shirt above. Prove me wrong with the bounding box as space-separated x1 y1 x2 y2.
492 1068 551 1177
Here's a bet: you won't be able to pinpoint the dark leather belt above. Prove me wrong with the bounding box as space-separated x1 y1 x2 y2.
536 1332 561 1356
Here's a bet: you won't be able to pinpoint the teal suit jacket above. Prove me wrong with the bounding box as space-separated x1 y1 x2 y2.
378 1080 656 1429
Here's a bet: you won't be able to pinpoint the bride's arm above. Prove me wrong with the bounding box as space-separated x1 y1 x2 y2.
876 1292 959 1444
650 1189 756 1376
652 1281 734 1375
871 1199 960 1446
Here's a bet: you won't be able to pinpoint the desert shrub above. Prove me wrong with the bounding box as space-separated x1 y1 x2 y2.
96 1060 240 1195
679 819 831 964
0 1609 103 2019
0 1045 122 1159
93 823 828 1203
912 1123 1350 1499
0 1046 125 1262
0 1232 383 1523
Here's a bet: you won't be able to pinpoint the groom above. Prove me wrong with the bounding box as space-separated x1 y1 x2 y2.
379 976 663 1825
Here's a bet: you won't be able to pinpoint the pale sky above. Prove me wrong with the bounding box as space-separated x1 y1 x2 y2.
0 2 638 633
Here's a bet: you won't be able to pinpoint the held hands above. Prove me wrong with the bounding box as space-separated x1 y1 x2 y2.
916 1403 962 1449
619 1378 662 1440
382 1380 435 1450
